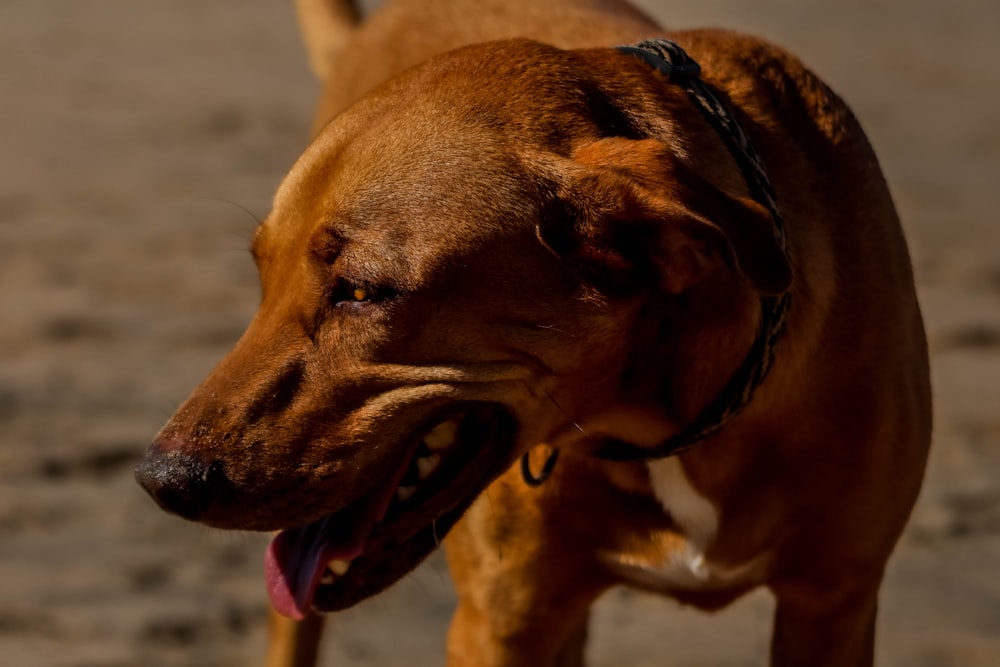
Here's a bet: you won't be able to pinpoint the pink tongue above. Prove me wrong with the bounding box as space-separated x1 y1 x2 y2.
263 467 410 618
263 443 421 618
264 520 364 620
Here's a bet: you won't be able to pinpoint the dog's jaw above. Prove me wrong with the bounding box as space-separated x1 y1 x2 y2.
263 405 517 618
263 438 412 619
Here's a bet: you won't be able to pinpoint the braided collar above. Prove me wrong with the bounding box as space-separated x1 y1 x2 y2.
590 38 792 462
520 38 792 483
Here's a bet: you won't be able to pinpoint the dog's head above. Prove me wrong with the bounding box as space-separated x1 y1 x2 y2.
135 40 790 617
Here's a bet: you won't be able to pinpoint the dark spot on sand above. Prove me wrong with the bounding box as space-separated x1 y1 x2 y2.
983 266 1000 293
42 315 118 343
0 610 60 637
138 603 260 647
942 490 1000 538
39 444 139 481
0 384 19 422
202 106 248 137
223 603 255 637
128 565 173 592
934 322 1000 352
140 615 206 646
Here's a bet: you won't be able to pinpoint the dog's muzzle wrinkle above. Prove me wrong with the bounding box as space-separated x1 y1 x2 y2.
134 443 232 521
245 358 307 426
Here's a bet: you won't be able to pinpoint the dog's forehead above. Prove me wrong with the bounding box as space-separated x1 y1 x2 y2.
269 109 543 255
262 40 621 269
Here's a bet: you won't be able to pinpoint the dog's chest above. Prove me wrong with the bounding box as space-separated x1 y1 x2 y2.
610 458 765 591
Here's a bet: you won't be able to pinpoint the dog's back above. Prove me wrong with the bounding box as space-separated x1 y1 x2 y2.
298 0 662 131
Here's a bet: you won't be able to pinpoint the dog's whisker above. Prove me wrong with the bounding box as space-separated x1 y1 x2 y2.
219 245 256 257
542 388 593 441
194 195 264 227
535 323 576 339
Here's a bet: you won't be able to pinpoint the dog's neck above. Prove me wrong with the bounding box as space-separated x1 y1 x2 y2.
633 275 760 435
582 38 791 462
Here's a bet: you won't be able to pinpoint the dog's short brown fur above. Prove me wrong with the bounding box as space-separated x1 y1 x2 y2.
136 1 931 665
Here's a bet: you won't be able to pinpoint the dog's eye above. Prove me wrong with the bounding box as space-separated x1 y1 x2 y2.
330 280 391 308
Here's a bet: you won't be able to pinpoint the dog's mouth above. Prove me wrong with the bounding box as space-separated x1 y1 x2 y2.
264 403 517 619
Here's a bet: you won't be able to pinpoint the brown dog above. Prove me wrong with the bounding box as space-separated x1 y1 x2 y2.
136 0 931 665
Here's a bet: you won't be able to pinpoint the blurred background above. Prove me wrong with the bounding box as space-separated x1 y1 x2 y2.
1 1 998 665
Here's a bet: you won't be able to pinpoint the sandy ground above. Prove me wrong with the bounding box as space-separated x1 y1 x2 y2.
1 0 998 665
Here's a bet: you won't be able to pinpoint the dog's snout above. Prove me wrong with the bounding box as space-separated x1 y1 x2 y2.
134 441 230 521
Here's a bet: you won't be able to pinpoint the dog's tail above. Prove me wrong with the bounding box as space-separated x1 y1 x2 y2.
293 0 361 80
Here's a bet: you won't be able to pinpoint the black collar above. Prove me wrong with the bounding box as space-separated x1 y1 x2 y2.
521 38 792 484
592 38 791 461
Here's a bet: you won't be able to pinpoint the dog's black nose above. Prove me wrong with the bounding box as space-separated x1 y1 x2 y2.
134 442 229 521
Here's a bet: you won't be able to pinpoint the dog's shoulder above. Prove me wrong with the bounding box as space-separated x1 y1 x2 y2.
673 29 862 155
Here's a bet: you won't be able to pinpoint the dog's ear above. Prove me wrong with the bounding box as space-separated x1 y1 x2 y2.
537 137 792 296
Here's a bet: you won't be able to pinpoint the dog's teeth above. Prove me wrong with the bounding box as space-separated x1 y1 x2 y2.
396 485 417 502
423 419 459 451
416 453 441 480
328 559 351 576
320 571 335 585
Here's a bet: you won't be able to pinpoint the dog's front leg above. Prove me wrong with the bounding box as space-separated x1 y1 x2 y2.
443 466 611 667
448 603 591 667
769 577 880 667
264 608 325 667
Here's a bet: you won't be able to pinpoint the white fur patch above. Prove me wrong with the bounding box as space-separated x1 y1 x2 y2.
645 457 719 586
616 457 763 591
